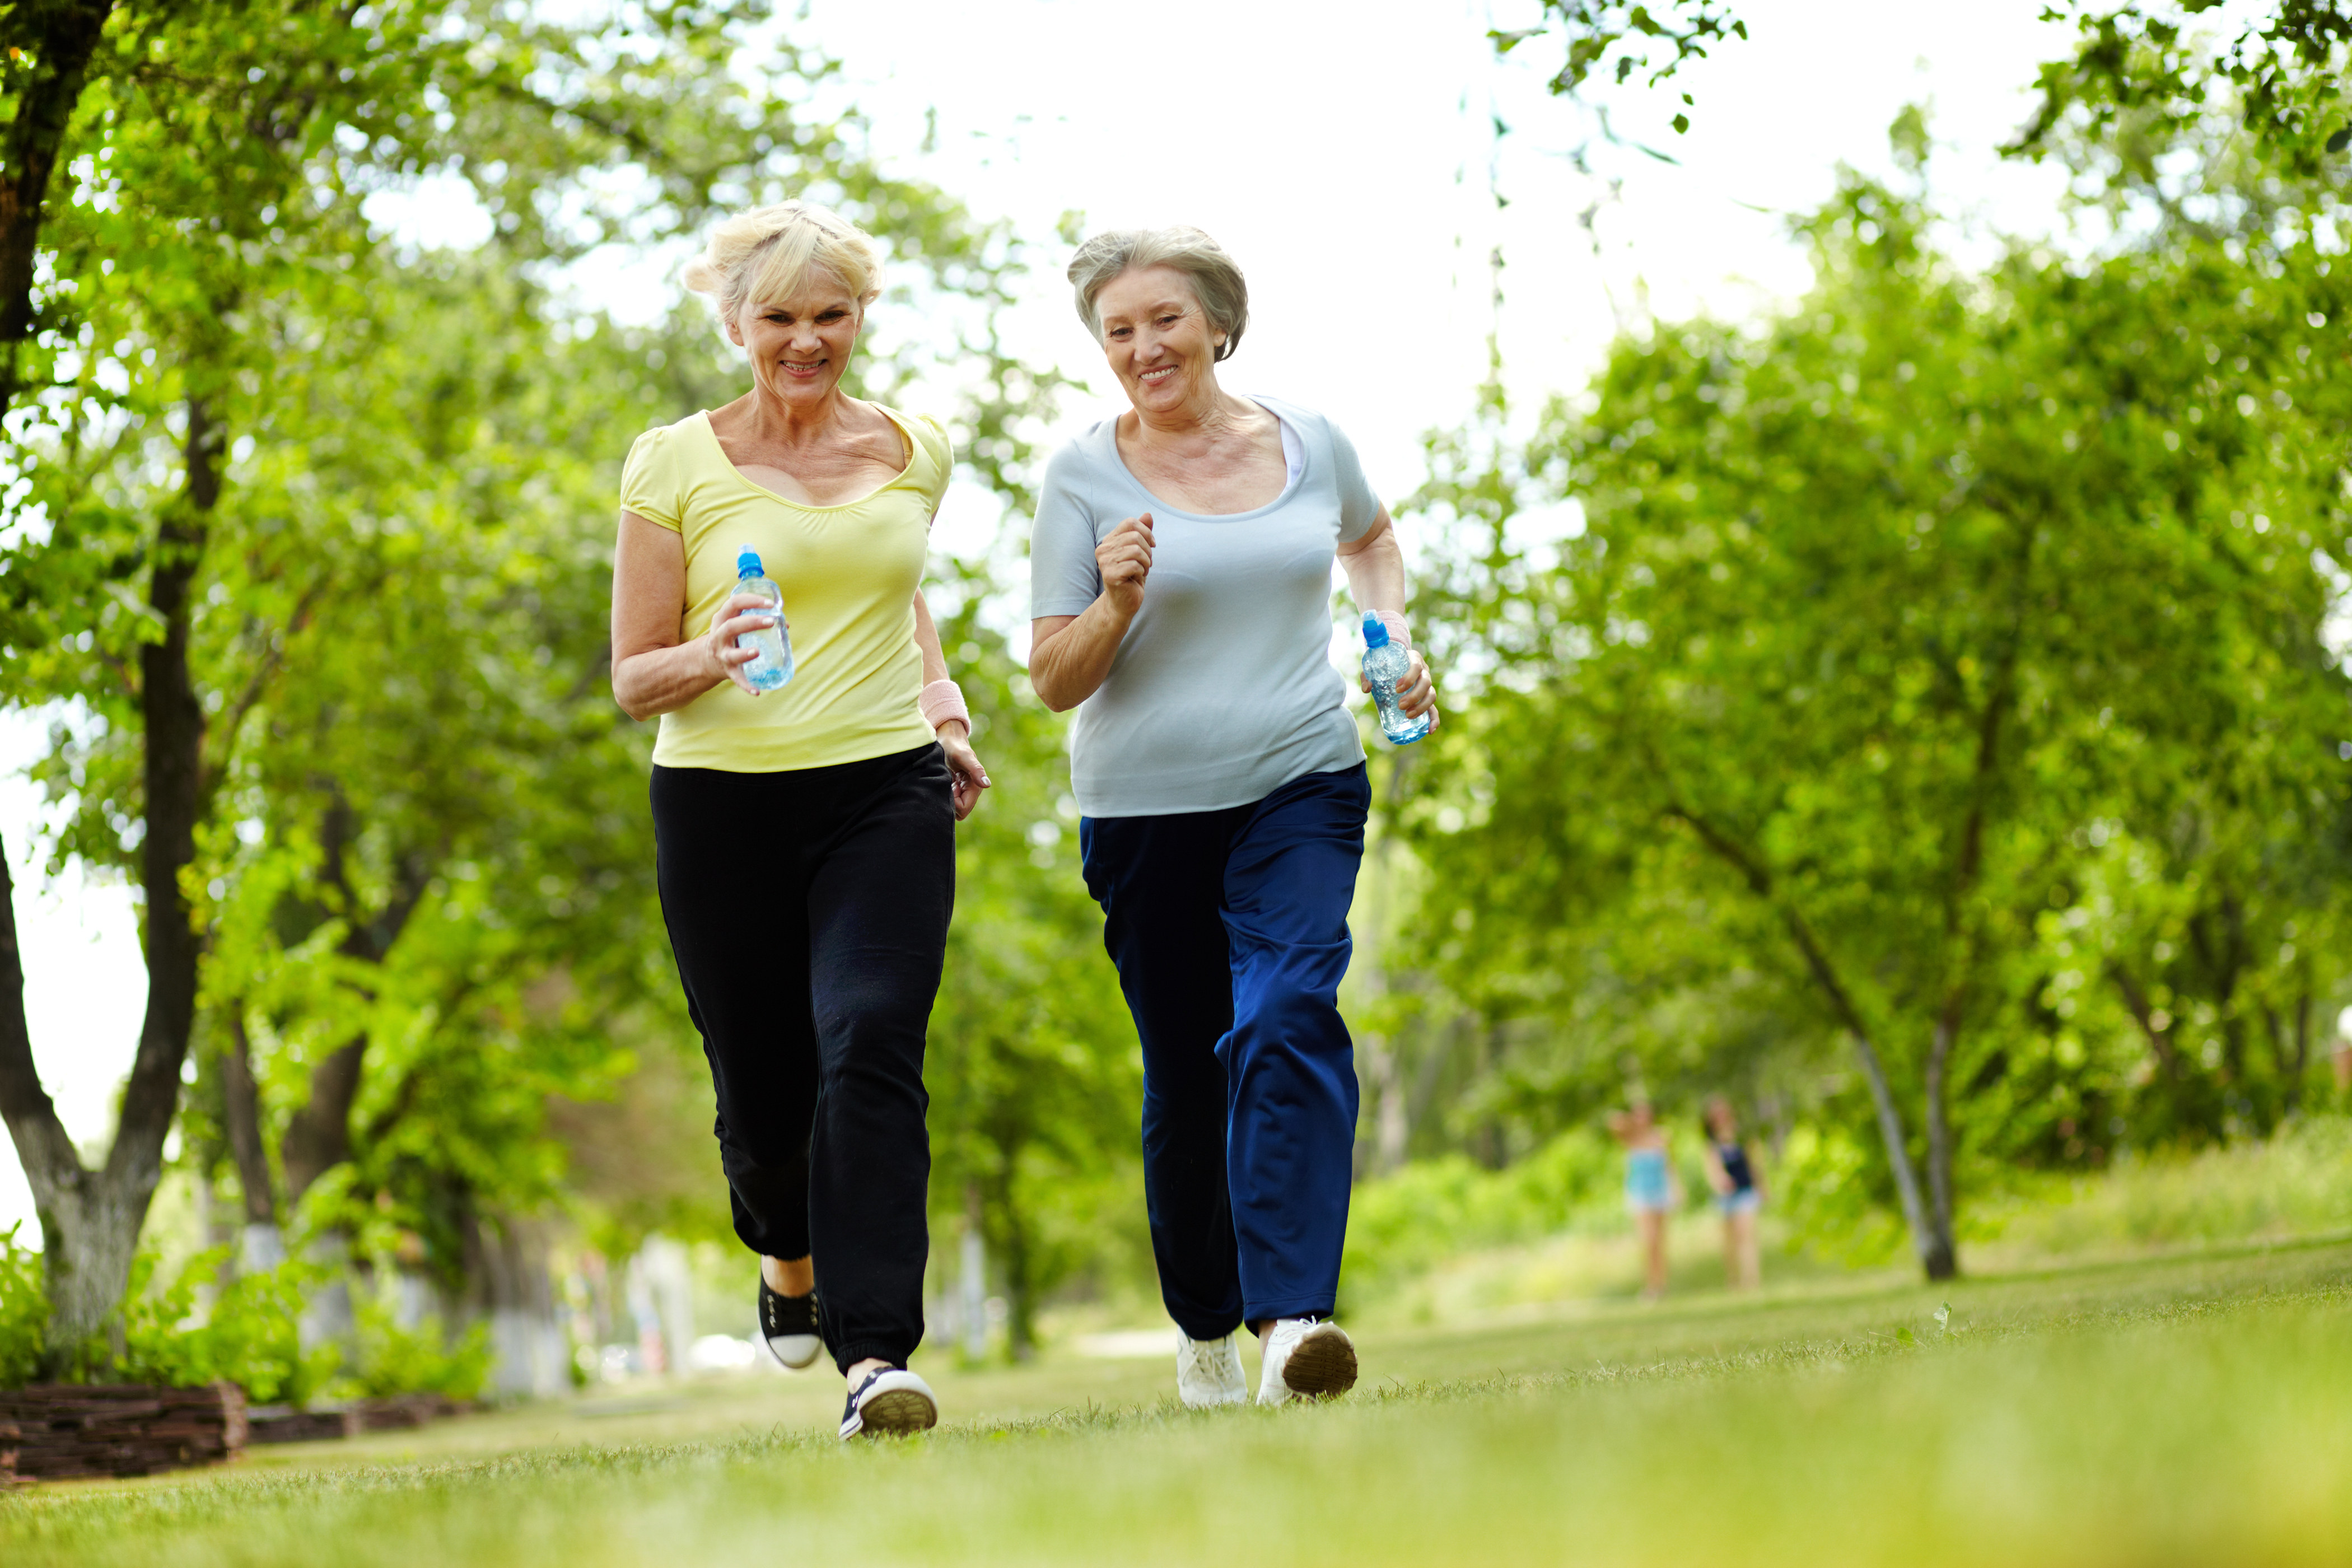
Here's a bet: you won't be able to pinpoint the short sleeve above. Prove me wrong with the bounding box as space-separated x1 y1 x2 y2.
904 412 955 518
1029 443 1106 619
1327 421 1382 544
619 427 683 533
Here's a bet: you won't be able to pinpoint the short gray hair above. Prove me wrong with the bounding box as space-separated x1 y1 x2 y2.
1067 227 1249 362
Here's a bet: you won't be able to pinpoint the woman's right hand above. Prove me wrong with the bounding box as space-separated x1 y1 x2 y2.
707 592 783 695
1096 514 1154 620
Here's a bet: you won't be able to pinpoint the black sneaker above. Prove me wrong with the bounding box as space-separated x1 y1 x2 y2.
839 1365 939 1439
758 1278 823 1371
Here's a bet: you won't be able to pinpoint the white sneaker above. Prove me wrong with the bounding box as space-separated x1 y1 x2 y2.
1175 1333 1249 1408
1257 1318 1358 1405
839 1366 939 1439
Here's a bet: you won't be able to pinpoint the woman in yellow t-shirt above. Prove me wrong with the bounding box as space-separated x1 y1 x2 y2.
610 200 986 1440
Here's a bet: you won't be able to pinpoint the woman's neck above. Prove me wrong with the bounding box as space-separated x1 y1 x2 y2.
734 384 854 450
1126 375 1249 451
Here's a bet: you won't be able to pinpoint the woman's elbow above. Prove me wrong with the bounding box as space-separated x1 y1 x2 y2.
1029 661 1088 713
610 664 655 723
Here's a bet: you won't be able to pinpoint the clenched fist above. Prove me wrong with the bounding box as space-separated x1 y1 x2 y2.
1097 514 1154 621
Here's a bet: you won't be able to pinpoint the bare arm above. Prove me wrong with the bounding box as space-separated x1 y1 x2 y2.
1701 1143 1732 1197
1336 508 1409 617
914 589 951 693
610 512 772 722
913 587 990 820
1029 514 1154 712
1338 510 1439 725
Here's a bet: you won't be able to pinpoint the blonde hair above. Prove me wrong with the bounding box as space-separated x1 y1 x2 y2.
1066 227 1249 361
682 200 884 323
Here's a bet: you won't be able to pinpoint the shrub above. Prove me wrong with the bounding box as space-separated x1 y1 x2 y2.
1772 1124 1909 1267
1970 1115 2352 1257
111 1247 344 1403
0 1222 42 1388
351 1276 493 1401
1343 1129 1621 1304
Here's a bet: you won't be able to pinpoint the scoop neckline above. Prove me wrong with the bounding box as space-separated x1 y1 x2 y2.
1107 398 1302 523
696 404 919 514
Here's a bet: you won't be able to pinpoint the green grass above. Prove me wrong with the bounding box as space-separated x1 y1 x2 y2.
3 1237 2349 1565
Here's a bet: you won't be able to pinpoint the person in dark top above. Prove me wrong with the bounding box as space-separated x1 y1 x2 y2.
1701 1096 1765 1291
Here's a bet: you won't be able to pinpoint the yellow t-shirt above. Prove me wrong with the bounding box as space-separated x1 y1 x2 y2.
620 406 949 773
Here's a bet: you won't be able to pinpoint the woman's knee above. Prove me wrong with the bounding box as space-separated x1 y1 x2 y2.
1229 984 1348 1056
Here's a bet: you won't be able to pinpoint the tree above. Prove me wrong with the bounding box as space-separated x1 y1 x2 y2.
1494 0 2352 165
1396 158 2351 1278
0 0 1052 1369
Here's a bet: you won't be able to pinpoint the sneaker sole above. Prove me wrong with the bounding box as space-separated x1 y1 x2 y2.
855 1387 939 1436
1281 1328 1359 1400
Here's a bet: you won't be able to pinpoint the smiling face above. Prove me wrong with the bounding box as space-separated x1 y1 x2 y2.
1094 264 1226 421
729 271 863 410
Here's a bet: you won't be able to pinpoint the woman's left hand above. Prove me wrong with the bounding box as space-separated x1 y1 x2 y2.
1362 648 1441 731
937 722 992 820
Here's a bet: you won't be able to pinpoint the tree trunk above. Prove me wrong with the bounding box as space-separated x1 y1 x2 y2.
1843 1024 1947 1278
0 831 146 1367
1921 1005 1961 1280
1664 802 1951 1278
0 398 218 1369
276 834 439 1205
2109 963 2182 1081
980 1154 1034 1361
221 1010 285 1272
280 1038 367 1205
2265 993 2314 1116
221 1011 276 1225
0 0 119 405
1476 1020 1507 1170
1360 1033 1409 1179
2293 993 2311 1110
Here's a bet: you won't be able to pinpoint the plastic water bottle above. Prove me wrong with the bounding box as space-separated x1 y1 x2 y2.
731 545 792 693
1361 613 1429 745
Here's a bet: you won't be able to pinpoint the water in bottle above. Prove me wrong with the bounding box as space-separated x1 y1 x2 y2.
1361 612 1429 745
731 545 793 693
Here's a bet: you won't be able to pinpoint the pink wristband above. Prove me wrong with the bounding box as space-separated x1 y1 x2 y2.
920 679 970 732
1378 612 1413 651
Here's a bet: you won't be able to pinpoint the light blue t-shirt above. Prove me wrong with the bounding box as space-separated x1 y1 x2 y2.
1028 395 1383 817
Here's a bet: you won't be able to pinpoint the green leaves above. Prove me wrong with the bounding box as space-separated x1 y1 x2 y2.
1499 1 1748 123
1394 151 2352 1263
2014 1 2352 174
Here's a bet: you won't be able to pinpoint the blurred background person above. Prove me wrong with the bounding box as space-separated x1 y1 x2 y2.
1609 1103 1677 1301
1701 1097 1765 1291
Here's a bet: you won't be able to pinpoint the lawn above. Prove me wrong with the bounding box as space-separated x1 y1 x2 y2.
3 1236 2348 1566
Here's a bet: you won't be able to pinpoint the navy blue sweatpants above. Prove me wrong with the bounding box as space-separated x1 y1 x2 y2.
1080 765 1368 1339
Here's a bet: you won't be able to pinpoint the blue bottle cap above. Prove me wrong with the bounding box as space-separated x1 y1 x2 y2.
1362 612 1389 649
736 545 764 579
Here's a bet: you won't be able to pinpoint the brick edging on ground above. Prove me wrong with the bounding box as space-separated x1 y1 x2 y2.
0 1383 246 1482
0 1385 481 1480
248 1392 473 1444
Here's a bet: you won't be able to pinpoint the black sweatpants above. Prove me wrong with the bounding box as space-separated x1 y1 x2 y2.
650 743 953 1373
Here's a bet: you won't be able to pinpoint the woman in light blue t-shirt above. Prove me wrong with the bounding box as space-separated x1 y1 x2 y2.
1028 226 1441 1413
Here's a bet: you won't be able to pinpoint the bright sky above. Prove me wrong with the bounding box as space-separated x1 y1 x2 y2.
5 0 2146 1240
